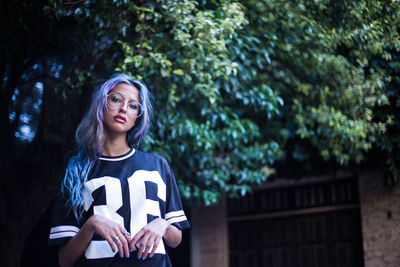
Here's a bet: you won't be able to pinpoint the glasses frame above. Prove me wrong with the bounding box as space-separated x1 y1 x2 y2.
106 92 143 117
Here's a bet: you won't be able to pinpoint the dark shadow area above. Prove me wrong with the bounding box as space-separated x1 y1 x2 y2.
21 203 58 266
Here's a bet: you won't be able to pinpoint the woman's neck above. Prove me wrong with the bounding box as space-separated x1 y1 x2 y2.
102 135 130 157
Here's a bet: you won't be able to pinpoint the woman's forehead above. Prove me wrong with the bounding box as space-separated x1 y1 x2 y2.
110 83 140 101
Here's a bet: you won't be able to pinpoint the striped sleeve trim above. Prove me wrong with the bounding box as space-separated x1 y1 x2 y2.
49 225 80 240
165 210 187 224
165 210 185 220
167 215 188 224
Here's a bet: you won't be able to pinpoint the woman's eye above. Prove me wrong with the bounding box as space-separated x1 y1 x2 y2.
111 95 121 102
129 103 138 110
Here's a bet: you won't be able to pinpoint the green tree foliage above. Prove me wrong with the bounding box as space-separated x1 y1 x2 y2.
45 0 282 205
44 0 400 206
237 0 400 180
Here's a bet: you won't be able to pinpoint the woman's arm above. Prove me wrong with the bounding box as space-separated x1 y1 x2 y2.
163 222 182 248
58 219 95 267
129 218 182 260
58 215 131 267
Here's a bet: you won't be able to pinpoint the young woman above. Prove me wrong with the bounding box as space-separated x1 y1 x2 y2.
49 74 190 267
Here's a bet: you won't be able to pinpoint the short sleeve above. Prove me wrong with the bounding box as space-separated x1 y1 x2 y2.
164 162 190 230
48 188 81 247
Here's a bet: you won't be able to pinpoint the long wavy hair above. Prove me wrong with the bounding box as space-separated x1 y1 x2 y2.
60 74 153 221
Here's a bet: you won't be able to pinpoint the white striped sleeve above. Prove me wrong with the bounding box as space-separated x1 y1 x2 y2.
49 225 80 240
165 210 185 220
165 210 187 224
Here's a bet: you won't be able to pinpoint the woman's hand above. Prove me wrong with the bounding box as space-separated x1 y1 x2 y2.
129 218 171 260
88 215 132 258
58 215 132 266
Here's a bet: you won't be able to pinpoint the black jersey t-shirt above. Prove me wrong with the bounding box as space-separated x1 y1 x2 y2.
49 148 190 266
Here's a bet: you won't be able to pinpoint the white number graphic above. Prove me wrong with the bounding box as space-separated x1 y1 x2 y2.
128 170 166 254
82 171 166 259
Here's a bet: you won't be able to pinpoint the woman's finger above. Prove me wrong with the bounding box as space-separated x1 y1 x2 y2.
122 229 131 241
118 227 132 256
137 235 150 260
141 238 154 260
129 229 144 253
149 236 162 258
105 236 117 253
115 231 130 258
111 234 124 257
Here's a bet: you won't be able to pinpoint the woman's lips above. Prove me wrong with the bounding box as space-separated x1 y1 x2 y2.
114 115 127 124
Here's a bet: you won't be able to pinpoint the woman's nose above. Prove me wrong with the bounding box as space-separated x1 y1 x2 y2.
120 102 128 112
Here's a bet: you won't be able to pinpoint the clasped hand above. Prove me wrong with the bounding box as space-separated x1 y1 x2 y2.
89 215 170 260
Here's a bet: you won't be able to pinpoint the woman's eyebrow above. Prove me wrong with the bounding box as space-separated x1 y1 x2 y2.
114 92 139 102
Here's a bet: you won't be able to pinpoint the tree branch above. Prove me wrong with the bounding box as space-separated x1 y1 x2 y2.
63 0 86 7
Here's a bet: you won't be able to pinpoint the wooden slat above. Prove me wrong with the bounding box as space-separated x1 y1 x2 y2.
228 204 359 222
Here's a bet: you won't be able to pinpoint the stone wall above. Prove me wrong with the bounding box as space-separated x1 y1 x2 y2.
359 171 400 267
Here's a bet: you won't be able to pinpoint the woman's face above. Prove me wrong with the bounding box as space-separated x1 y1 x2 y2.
103 83 141 136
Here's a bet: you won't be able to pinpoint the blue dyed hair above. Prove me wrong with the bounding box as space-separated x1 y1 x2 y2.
60 74 152 221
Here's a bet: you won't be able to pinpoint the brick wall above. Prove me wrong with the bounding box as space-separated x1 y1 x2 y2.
190 202 229 267
359 171 400 267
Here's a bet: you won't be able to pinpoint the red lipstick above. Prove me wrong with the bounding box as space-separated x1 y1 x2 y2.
114 115 127 124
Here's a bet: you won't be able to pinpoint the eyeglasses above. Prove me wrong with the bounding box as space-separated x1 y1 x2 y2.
106 92 143 117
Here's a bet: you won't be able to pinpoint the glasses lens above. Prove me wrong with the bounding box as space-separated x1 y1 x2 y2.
106 93 143 117
107 93 123 110
129 101 143 117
